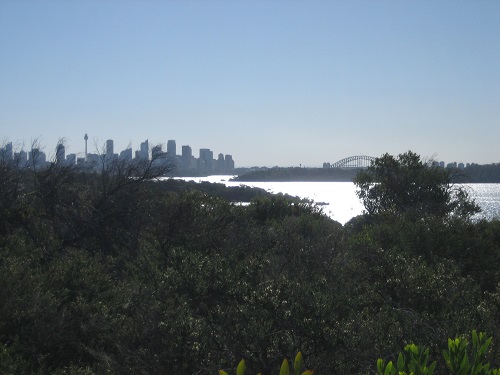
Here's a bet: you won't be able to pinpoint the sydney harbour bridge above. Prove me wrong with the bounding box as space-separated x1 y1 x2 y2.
324 155 375 169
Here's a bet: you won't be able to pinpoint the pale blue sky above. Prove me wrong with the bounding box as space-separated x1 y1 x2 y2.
1 1 499 167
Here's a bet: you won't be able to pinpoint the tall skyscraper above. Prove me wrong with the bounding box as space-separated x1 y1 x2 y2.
5 142 12 161
140 140 149 160
216 153 225 170
181 145 192 169
167 140 176 157
225 154 235 170
199 148 213 170
106 139 113 160
56 143 65 164
1 142 13 161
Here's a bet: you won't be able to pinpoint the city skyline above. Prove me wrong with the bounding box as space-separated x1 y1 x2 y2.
1 2 499 166
0 135 488 169
0 136 235 173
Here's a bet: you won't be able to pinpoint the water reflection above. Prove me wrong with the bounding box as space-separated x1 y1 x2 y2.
175 176 500 224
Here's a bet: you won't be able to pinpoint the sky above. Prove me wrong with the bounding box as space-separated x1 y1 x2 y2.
1 1 499 167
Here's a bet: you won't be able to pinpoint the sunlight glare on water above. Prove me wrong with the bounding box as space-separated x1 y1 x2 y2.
180 176 364 224
468 184 500 221
178 177 500 225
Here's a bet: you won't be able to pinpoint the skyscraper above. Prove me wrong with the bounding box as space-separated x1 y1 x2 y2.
181 145 192 169
0 142 13 161
14 150 28 164
199 148 213 171
30 148 46 167
225 154 235 170
106 139 113 160
167 140 176 157
216 153 225 170
56 143 65 164
152 144 163 159
5 142 12 161
140 140 149 160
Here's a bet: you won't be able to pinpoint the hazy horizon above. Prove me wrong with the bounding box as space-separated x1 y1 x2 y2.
1 1 499 167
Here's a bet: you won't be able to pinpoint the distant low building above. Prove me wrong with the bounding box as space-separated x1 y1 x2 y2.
119 148 133 162
14 150 28 165
30 148 47 168
66 153 76 166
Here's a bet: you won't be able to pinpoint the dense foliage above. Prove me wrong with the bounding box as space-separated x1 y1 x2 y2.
151 178 281 202
0 152 499 374
377 331 500 375
221 352 313 375
232 167 358 182
353 151 480 218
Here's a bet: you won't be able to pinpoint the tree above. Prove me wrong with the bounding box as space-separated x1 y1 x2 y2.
354 151 480 219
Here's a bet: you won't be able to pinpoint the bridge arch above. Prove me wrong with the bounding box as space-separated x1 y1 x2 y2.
329 155 375 168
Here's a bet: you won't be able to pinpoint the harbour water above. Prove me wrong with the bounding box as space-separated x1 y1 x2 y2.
180 176 500 224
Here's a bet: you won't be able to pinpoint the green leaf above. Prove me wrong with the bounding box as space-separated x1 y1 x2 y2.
447 338 453 350
236 359 246 375
478 337 493 359
397 352 405 371
459 352 469 371
377 359 385 375
294 352 304 375
280 359 290 375
301 371 314 375
219 371 228 375
428 361 437 374
457 365 468 375
443 350 451 365
384 361 393 375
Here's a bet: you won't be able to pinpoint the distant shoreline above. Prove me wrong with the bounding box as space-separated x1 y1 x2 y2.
230 166 500 183
230 167 359 182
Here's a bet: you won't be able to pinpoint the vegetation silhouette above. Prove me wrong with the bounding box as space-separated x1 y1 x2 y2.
0 151 498 374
